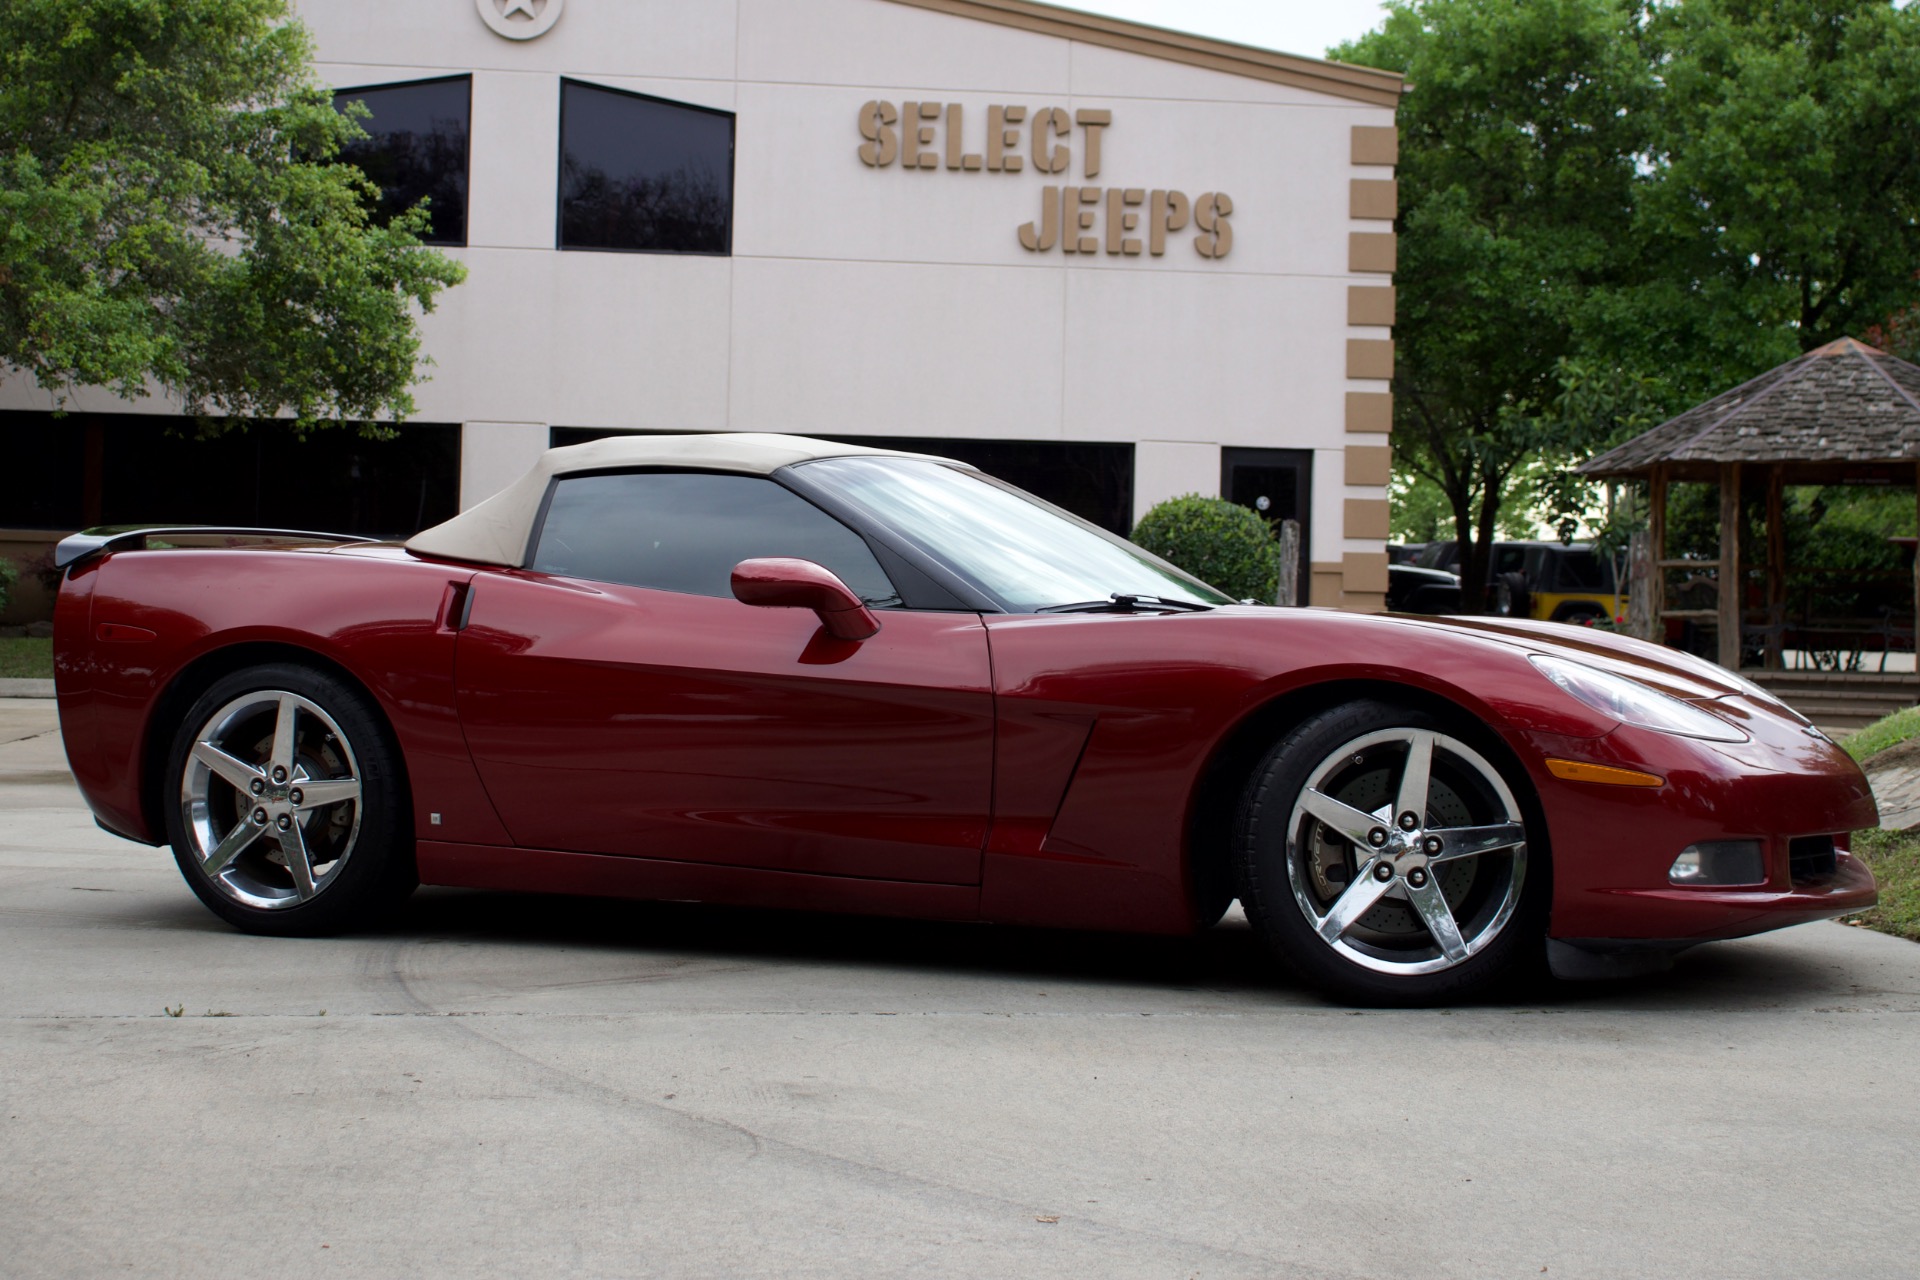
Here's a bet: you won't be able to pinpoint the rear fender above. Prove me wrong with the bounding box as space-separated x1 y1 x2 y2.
68 548 510 850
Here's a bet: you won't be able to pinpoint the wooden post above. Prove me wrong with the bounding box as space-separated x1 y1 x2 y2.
1766 466 1785 670
1718 462 1742 669
1275 519 1300 607
1647 465 1668 643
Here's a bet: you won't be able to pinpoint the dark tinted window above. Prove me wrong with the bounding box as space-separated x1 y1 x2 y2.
558 80 733 254
1551 549 1614 591
334 76 470 246
530 472 895 603
0 411 460 535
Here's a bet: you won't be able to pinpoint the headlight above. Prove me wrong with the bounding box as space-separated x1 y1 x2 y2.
1530 655 1748 743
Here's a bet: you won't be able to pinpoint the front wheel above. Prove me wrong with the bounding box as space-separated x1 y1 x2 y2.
1235 700 1547 1005
164 662 416 936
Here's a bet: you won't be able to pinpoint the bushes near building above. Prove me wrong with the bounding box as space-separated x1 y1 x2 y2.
1131 495 1277 603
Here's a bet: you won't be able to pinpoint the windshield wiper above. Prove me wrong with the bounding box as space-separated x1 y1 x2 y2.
1037 593 1214 614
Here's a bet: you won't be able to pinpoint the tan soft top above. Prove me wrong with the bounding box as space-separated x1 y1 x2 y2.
406 432 959 567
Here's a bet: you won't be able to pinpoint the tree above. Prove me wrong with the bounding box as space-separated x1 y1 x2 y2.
1338 0 1920 611
1643 1 1920 359
0 0 464 430
1336 0 1658 609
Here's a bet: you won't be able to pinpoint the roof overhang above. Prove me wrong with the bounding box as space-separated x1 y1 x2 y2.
880 0 1405 107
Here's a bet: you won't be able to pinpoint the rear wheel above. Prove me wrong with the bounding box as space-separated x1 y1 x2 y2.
164 663 415 936
1235 700 1547 1005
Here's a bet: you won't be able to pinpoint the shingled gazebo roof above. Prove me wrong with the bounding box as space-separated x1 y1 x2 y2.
1580 338 1920 481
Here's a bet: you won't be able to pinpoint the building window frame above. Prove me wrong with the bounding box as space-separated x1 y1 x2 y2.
555 77 736 257
331 73 474 248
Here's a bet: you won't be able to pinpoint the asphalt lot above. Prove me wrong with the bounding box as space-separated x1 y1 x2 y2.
3 698 1917 1279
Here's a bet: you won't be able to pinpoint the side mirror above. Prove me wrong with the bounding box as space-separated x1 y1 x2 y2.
731 558 881 641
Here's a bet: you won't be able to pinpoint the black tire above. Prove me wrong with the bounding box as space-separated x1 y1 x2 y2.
163 662 415 936
1234 699 1549 1006
1551 602 1606 625
1489 572 1531 618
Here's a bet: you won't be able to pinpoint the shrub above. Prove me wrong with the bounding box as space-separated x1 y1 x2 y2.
0 559 14 619
1131 495 1277 602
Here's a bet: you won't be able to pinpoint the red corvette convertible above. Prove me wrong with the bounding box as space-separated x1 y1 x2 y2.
52 434 1878 1003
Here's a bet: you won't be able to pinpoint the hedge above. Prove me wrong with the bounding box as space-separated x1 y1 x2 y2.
1130 494 1277 603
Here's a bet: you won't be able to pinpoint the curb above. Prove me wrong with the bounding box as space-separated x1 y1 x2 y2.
0 679 55 699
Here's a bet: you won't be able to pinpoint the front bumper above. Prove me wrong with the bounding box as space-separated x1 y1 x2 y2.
1522 705 1880 945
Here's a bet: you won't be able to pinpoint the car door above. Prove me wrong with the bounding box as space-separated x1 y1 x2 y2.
453 469 994 886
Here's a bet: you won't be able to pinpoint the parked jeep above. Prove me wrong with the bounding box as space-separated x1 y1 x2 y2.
1394 540 1624 623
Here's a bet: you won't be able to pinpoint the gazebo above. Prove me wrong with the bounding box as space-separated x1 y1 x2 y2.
1579 337 1920 671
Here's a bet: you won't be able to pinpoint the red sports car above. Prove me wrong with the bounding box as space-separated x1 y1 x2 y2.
52 434 1879 1003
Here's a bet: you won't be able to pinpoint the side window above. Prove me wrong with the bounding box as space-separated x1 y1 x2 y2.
333 76 471 246
529 472 898 604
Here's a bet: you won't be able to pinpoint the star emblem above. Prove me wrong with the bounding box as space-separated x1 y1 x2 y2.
476 0 562 40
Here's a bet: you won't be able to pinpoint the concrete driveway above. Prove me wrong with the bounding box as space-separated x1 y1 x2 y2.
3 698 1916 1279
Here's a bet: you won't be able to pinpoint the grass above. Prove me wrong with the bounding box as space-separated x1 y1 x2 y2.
1842 705 1920 761
1838 707 1920 943
1842 829 1920 942
0 636 52 680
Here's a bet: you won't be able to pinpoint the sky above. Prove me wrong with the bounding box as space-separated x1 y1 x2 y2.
1059 1 1393 62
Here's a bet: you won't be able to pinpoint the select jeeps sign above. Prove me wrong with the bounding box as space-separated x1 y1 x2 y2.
856 101 1234 259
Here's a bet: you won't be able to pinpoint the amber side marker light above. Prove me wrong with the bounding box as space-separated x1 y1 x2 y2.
1544 759 1666 788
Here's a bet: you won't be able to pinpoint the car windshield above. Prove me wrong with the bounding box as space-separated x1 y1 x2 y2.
794 456 1235 611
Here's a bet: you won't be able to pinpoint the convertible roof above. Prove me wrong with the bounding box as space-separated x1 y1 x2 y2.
405 432 956 567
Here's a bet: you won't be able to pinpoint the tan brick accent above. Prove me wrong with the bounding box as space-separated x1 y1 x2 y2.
1342 551 1390 594
1347 285 1395 327
1351 125 1399 166
1346 338 1394 380
1343 499 1391 541
1310 561 1345 607
1345 445 1392 486
1349 232 1397 273
1346 391 1393 433
1340 590 1387 614
1349 178 1398 220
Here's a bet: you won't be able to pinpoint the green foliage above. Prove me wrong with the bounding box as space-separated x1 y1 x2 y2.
0 558 14 616
1390 471 1452 544
0 0 466 431
1336 0 1666 606
1641 0 1920 356
1842 706 1920 763
0 637 52 679
1843 828 1920 942
1338 0 1920 608
1131 495 1278 603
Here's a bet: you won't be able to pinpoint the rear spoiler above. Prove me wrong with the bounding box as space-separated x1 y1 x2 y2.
54 525 379 571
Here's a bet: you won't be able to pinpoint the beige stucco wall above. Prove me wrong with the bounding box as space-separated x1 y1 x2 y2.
0 0 1396 610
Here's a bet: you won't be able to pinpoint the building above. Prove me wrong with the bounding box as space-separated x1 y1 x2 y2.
0 0 1401 618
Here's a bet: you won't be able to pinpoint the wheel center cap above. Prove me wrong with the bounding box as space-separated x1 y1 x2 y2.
1387 829 1428 872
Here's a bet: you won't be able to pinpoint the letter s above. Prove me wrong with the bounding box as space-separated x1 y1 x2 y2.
1194 192 1233 258
858 101 899 167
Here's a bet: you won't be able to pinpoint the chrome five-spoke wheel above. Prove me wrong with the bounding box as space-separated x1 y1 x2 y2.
1287 727 1526 975
1237 701 1545 1004
165 663 414 935
181 689 364 908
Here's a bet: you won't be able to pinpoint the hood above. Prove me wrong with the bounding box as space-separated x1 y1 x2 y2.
1362 611 1797 712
